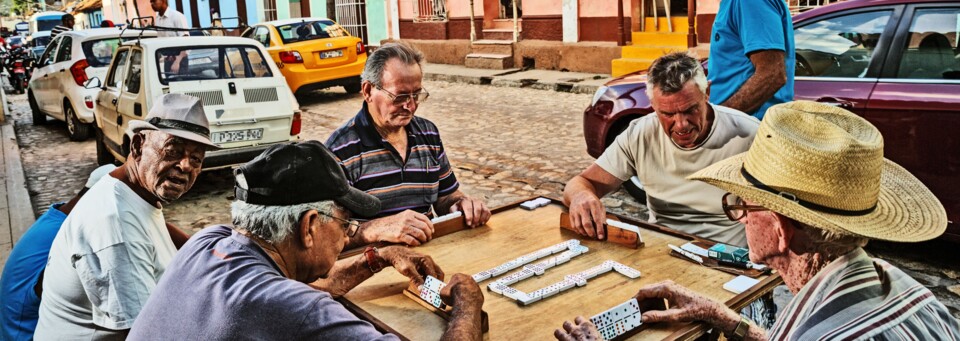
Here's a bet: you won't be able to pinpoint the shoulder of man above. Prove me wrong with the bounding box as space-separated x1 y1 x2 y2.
712 103 760 131
410 116 442 138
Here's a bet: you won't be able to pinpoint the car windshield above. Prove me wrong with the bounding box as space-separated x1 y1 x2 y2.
8 36 24 45
82 37 143 67
276 20 350 44
156 45 274 84
37 19 60 32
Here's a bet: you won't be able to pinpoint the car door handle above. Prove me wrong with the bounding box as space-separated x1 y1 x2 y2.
815 97 854 110
111 98 118 105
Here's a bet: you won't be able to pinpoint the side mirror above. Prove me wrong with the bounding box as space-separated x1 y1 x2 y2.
84 77 102 89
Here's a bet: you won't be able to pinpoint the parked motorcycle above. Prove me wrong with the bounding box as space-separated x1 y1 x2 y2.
1 47 32 94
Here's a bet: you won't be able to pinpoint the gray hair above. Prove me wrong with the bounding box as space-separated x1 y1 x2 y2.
361 42 424 86
795 220 868 258
230 200 339 244
644 51 708 99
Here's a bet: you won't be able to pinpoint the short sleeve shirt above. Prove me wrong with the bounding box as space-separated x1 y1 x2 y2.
155 7 190 37
129 225 400 340
708 0 795 119
35 177 174 339
325 102 460 219
595 104 759 246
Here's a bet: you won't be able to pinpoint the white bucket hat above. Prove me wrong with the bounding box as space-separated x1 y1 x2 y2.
127 93 218 148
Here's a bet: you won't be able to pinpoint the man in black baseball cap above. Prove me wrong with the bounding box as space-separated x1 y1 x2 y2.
130 141 485 340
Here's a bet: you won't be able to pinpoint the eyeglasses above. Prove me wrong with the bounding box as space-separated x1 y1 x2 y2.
319 212 361 237
721 193 769 221
376 84 429 106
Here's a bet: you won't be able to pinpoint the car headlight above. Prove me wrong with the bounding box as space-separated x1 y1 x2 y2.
590 86 608 107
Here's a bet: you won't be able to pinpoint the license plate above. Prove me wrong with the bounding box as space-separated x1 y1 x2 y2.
320 49 343 59
212 128 263 144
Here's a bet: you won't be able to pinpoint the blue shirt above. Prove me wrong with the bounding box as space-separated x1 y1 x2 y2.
129 225 399 340
708 0 795 119
0 203 67 341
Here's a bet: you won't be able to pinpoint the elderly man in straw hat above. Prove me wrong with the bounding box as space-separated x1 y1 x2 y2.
554 101 960 340
36 94 215 340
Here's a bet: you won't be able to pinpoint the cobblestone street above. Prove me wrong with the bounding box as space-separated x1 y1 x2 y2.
5 80 959 318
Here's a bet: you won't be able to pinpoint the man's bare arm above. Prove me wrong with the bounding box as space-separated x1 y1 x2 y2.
309 254 373 298
720 50 786 114
563 164 625 239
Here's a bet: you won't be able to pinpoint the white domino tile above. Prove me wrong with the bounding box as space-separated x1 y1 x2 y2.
418 276 448 310
431 211 462 224
590 298 643 340
472 239 583 283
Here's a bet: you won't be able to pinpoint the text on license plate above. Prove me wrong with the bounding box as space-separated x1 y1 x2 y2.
212 129 264 144
320 49 344 59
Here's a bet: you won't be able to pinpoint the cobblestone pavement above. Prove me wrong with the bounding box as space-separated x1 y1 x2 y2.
6 81 959 319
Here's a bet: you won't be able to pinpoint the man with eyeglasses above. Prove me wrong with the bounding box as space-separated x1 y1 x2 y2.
130 141 486 340
326 42 490 248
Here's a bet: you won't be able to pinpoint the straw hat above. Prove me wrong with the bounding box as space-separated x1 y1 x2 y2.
688 101 946 242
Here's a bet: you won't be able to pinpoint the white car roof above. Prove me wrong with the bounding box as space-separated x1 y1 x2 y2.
32 31 51 38
261 17 336 26
62 28 159 41
133 36 265 49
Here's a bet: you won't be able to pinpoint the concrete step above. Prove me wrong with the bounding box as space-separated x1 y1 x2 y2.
621 45 687 59
465 53 515 70
483 29 520 41
611 58 654 78
631 32 687 46
639 17 690 33
471 40 514 55
491 18 522 30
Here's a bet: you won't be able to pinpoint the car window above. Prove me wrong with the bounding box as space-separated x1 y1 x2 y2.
794 10 892 78
896 8 960 80
254 26 270 46
275 20 349 44
157 45 273 84
38 36 61 66
54 36 73 63
106 49 129 89
82 38 126 67
124 50 143 94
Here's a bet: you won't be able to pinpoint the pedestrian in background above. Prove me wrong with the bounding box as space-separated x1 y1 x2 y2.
51 14 74 38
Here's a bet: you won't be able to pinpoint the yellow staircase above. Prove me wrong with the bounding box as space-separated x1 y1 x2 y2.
612 17 691 77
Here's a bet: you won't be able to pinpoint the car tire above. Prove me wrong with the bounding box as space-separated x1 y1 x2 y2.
623 176 648 206
28 91 46 125
95 128 116 166
343 82 361 94
65 103 92 141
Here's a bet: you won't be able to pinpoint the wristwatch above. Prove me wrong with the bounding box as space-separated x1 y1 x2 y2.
726 316 750 340
363 247 386 273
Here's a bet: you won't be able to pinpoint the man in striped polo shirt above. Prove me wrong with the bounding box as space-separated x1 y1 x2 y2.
326 42 490 248
555 102 959 340
51 14 74 39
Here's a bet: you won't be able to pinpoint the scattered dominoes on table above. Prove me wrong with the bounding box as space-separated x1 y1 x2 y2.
520 197 553 210
591 298 643 340
418 276 448 310
472 239 582 283
431 211 462 224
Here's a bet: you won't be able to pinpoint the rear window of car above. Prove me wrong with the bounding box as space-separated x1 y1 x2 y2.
33 35 51 47
82 38 127 67
155 45 274 84
275 20 350 44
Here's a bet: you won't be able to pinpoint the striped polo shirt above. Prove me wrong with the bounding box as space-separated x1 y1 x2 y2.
51 25 71 38
768 247 959 340
325 103 460 219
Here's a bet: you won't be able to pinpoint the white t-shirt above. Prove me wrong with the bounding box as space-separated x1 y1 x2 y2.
36 176 175 339
155 7 190 37
596 104 759 246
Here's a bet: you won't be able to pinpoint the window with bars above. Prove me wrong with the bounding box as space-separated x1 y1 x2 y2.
414 0 447 22
265 0 278 21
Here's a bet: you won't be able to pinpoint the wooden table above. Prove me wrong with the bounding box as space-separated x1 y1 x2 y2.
340 199 781 340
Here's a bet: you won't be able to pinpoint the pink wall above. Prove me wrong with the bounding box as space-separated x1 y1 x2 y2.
580 0 630 18
522 0 562 16
698 0 720 14
446 0 485 18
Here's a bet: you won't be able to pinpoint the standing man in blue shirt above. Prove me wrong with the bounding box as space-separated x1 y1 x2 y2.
708 0 795 119
0 165 115 340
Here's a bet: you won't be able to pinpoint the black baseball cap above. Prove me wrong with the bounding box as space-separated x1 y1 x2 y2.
234 140 381 217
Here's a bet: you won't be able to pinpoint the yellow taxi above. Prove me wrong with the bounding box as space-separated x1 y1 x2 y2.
242 18 367 95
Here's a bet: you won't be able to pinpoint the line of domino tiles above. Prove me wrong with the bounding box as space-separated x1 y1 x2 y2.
472 239 584 283
489 258 641 306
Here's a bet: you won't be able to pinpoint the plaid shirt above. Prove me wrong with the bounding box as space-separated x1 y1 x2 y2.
325 103 459 219
768 248 960 340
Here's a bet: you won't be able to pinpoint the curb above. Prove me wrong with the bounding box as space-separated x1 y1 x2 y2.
2 122 35 244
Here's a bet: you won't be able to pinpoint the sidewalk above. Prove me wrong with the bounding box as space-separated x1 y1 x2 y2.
423 63 613 95
0 89 36 275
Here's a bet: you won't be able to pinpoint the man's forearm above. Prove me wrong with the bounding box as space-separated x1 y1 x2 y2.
436 191 466 215
441 305 483 341
309 255 373 297
563 176 596 206
720 50 786 114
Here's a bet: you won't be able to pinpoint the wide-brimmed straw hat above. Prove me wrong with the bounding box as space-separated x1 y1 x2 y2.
688 101 946 242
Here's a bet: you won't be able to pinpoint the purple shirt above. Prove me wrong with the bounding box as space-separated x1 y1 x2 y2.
129 225 399 340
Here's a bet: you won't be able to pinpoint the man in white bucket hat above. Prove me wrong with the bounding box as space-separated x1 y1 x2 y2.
36 94 214 339
555 101 959 340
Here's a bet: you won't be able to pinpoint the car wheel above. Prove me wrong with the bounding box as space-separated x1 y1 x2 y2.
343 82 361 94
65 104 92 141
623 176 648 205
95 128 116 166
28 91 46 125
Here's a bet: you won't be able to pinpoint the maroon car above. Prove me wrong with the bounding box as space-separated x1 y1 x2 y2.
583 0 960 241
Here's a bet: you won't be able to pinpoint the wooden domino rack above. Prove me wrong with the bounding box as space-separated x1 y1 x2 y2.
337 197 782 340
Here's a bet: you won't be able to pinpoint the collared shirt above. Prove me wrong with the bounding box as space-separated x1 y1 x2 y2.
0 203 66 341
51 25 71 38
129 225 399 340
769 248 960 340
325 103 460 219
155 7 189 37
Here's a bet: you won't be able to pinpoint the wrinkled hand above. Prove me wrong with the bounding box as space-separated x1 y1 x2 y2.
363 210 435 246
634 280 725 325
567 191 607 239
554 316 601 341
379 245 444 286
451 196 491 228
439 273 484 313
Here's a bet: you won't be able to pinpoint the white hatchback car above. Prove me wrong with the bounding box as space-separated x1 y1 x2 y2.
28 28 158 140
91 36 301 169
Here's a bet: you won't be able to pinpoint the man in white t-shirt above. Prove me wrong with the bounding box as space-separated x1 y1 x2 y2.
564 52 759 247
151 0 190 73
36 94 217 339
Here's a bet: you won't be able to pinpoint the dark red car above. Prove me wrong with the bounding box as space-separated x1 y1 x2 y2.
583 0 960 241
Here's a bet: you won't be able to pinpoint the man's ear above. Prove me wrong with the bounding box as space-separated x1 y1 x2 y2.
361 81 374 103
130 132 146 160
706 80 712 97
773 213 796 253
299 209 321 249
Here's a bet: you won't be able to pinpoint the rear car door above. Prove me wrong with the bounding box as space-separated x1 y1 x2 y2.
792 6 901 113
97 48 129 146
48 35 75 118
866 3 960 238
117 48 146 135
